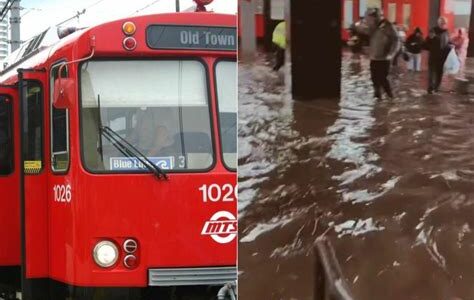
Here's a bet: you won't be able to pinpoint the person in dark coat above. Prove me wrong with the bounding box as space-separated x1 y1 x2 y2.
405 27 424 71
424 17 452 94
357 8 399 99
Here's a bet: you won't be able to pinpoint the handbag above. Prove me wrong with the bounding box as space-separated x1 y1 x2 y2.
444 48 460 74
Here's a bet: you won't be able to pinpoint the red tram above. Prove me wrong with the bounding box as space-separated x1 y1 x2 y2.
0 6 237 300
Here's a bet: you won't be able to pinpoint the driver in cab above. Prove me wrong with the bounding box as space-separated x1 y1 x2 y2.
133 109 178 157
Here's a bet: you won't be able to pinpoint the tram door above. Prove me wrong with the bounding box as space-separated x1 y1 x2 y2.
19 71 50 300
0 87 21 294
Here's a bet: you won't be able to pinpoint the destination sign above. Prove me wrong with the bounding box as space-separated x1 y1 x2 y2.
146 25 236 51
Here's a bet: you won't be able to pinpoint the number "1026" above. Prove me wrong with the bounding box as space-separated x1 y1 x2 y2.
53 184 72 203
199 184 237 202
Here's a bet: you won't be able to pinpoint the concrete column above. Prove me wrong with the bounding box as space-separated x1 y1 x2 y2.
263 0 272 51
286 0 341 100
429 0 441 29
10 0 20 52
468 0 474 57
240 0 257 60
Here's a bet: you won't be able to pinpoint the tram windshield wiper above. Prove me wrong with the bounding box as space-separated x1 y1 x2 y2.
100 126 168 180
94 93 167 180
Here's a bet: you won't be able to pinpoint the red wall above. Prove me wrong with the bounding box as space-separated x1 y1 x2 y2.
353 0 361 21
341 0 361 41
384 0 432 35
440 0 455 32
383 0 455 36
254 0 458 43
237 6 265 39
256 14 265 38
410 0 429 36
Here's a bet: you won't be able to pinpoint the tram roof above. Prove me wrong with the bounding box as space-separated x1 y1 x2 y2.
0 12 236 83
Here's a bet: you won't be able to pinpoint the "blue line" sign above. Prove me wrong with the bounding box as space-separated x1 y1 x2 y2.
110 157 174 171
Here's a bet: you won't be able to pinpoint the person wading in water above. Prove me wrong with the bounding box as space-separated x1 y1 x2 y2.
424 17 451 94
357 8 399 99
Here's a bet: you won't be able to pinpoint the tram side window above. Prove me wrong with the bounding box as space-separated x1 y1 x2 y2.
215 61 237 170
0 96 13 175
22 81 43 174
50 64 69 172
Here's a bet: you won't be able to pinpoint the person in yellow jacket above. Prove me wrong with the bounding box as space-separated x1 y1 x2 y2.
272 21 286 71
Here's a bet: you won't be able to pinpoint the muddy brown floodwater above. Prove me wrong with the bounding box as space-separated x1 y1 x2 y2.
238 52 474 300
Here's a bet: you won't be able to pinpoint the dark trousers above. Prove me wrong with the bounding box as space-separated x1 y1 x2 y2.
428 61 444 92
370 60 393 98
273 47 285 71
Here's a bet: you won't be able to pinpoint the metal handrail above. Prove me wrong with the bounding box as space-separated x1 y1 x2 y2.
314 237 355 300
217 282 237 300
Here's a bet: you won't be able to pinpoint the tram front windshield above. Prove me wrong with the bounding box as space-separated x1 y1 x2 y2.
80 60 214 172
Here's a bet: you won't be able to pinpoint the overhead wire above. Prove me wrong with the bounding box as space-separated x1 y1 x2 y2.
130 0 163 16
20 7 42 18
54 0 111 27
18 0 170 45
85 0 108 10
0 0 13 23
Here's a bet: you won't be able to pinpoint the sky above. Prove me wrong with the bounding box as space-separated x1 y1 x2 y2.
19 0 237 41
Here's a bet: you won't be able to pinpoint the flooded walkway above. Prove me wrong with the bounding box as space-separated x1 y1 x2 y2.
238 52 474 300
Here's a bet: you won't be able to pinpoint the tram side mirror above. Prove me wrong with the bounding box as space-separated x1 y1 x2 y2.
53 78 74 109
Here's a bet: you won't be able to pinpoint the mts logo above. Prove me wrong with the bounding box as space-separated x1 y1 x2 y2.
202 220 237 234
201 211 237 244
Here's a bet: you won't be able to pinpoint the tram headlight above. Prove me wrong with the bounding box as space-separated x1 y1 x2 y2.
93 241 119 268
